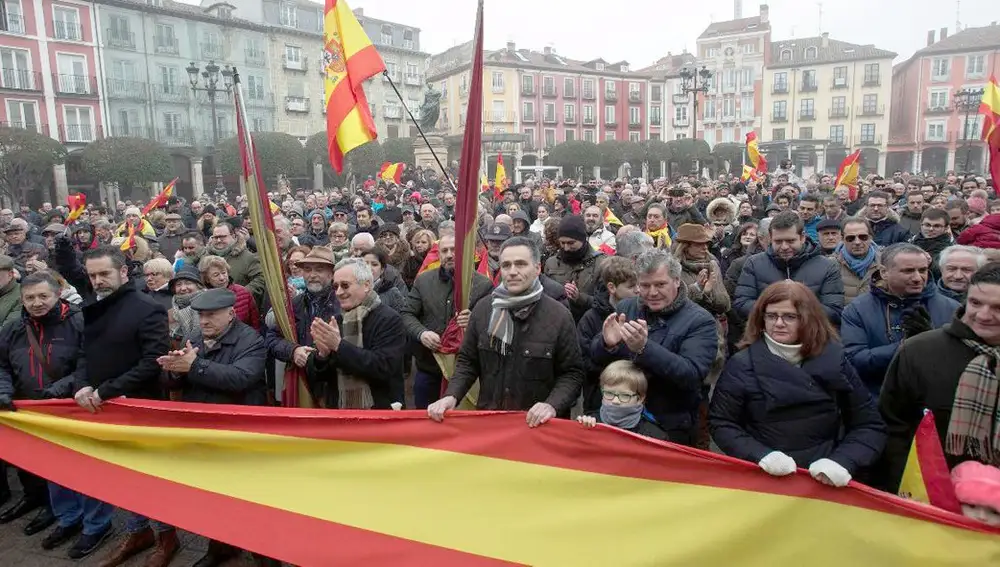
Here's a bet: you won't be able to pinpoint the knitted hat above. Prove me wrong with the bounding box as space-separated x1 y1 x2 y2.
124 206 141 217
202 204 217 217
558 215 588 243
968 196 987 215
952 461 1000 512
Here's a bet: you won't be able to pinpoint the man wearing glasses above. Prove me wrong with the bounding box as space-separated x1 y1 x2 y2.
910 208 954 279
862 191 911 247
833 219 879 304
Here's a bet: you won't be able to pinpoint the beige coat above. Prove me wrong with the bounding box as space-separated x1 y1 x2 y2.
836 252 880 304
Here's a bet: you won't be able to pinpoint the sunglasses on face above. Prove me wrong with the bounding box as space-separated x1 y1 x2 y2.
844 234 870 243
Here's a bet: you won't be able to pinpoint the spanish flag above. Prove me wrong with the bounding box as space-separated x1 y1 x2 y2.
897 410 963 514
378 161 405 184
64 193 86 225
2 400 998 566
835 150 861 200
480 173 490 193
119 221 136 252
141 177 177 217
980 75 1000 193
604 207 622 227
417 242 441 275
741 164 762 183
269 200 282 215
495 153 508 189
746 131 767 174
323 0 386 173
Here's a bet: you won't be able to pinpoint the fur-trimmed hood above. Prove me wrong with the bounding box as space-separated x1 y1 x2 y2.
706 197 737 224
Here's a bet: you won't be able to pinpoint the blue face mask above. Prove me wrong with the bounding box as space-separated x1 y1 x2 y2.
600 403 643 429
288 276 306 291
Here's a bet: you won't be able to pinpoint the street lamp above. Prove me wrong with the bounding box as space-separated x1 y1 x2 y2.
187 60 234 192
679 66 713 140
955 87 985 173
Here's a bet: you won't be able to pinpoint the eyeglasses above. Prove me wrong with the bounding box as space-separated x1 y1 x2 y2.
764 312 800 324
601 390 639 403
844 234 870 243
332 281 355 291
921 223 946 230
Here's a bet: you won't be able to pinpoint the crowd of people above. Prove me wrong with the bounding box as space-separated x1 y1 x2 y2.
0 161 999 565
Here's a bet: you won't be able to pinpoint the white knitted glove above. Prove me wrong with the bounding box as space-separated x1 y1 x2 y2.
808 458 852 488
757 451 798 476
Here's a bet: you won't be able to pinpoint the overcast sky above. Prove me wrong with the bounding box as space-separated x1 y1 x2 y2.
345 0 999 66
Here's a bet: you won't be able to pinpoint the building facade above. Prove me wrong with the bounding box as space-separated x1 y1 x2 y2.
761 33 895 175
640 52 697 142
888 24 1000 176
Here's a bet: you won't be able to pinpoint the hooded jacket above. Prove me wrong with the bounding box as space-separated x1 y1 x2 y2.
0 302 85 399
734 240 844 323
856 207 912 247
956 213 1000 249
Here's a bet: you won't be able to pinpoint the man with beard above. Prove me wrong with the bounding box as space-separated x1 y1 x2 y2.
863 191 911 246
622 195 646 227
417 203 439 233
544 215 606 323
898 191 926 234
482 223 510 284
175 232 208 272
73 247 169 562
401 234 493 408
427 237 582 425
946 200 971 237
265 247 341 406
910 208 954 278
208 222 264 305
584 205 616 254
937 245 987 302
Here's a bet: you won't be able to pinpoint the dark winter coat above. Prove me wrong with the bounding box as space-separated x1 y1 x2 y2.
876 317 981 492
173 320 268 405
158 230 184 262
543 250 606 322
0 303 85 400
306 302 405 409
143 286 174 311
446 293 583 416
734 240 844 323
400 268 492 375
76 284 170 400
0 281 21 329
577 286 614 413
266 286 341 361
870 217 911 247
897 209 924 236
709 340 886 474
841 279 960 397
589 294 718 445
374 275 407 313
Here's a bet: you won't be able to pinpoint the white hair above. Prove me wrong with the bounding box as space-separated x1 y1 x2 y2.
334 257 373 285
939 245 987 270
351 232 375 248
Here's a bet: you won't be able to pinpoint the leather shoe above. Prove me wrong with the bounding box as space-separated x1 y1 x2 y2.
23 507 55 536
0 489 10 509
41 522 82 550
192 540 240 567
97 528 155 567
142 529 179 567
68 522 114 560
0 497 42 524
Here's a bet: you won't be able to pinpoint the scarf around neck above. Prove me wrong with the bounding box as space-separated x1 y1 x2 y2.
488 279 544 355
836 242 878 279
338 290 381 409
600 403 643 429
946 338 1000 466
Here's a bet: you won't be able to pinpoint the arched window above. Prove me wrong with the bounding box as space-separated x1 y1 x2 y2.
805 46 818 59
780 49 792 61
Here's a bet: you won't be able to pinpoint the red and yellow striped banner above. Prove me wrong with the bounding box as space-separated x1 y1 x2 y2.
0 400 997 566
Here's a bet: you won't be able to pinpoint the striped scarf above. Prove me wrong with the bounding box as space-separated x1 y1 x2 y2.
945 339 1000 466
488 279 543 355
337 291 380 409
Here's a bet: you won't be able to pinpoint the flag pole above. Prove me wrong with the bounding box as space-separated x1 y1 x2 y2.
382 71 457 191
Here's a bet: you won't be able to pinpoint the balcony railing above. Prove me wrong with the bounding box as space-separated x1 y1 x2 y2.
863 76 881 87
922 132 953 144
282 56 306 71
650 116 662 126
105 79 147 100
857 135 882 147
925 105 952 115
606 116 619 126
153 84 189 103
857 104 886 117
740 83 754 93
486 111 515 123
491 83 504 94
673 117 689 127
201 42 223 60
521 83 534 95
245 49 266 67
543 114 557 124
832 77 849 89
0 121 46 134
629 91 641 102
629 119 642 128
58 123 103 143
799 110 816 121
583 115 595 125
106 30 135 50
157 127 197 147
828 137 846 146
53 20 83 41
1 14 26 34
384 105 402 119
52 74 97 96
771 113 788 123
0 69 42 91
404 74 422 86
605 90 617 101
582 89 596 100
828 107 849 119
522 112 535 122
402 39 414 50
154 36 179 55
800 81 818 92
107 124 153 138
771 83 788 94
672 93 690 104
564 114 577 125
542 87 557 98
284 96 309 113
703 114 718 125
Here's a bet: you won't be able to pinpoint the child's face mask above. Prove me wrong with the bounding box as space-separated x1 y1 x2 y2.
962 504 1000 527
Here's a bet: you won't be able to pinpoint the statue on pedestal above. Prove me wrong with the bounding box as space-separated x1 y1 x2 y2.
416 83 442 132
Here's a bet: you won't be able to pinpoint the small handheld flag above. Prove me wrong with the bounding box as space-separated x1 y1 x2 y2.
65 194 86 225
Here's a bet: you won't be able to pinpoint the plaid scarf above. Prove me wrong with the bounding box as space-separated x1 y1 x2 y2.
337 291 381 409
488 279 543 355
945 339 1000 466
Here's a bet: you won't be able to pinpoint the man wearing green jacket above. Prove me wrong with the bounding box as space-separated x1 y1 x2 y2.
0 255 21 329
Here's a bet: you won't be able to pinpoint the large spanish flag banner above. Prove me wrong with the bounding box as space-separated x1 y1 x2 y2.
745 131 767 175
233 73 313 408
0 400 998 566
323 0 386 173
980 75 1000 193
897 410 963 513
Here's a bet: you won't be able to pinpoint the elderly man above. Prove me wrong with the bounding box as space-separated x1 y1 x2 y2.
0 255 21 328
878 263 1000 492
4 219 47 274
350 232 375 257
208 222 264 304
590 249 718 445
159 213 186 260
863 191 911 246
401 234 493 408
428 237 582 426
307 258 405 409
816 218 842 256
615 229 654 261
152 287 268 567
842 243 960 398
937 245 987 302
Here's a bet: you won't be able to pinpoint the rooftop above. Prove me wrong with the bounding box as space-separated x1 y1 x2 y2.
637 52 698 79
919 23 1000 55
698 15 770 39
770 34 897 68
428 42 651 80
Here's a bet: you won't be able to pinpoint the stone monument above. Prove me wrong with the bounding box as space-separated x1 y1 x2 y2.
412 83 448 179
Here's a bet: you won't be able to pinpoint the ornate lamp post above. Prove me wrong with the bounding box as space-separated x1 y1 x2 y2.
955 87 985 173
187 60 234 192
679 66 714 140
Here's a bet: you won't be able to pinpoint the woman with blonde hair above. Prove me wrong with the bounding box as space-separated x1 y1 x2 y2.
709 280 886 488
401 228 435 287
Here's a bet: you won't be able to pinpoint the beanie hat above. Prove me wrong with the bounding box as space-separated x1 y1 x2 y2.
968 196 987 215
558 215 588 243
124 206 141 217
202 204 217 217
952 460 1000 512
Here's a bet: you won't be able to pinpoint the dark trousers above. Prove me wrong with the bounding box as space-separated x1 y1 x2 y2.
413 369 442 410
0 460 48 503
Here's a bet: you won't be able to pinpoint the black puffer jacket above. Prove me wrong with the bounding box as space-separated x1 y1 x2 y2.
734 240 844 323
173 320 268 405
577 286 614 413
0 302 85 399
